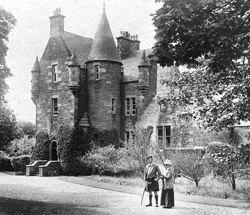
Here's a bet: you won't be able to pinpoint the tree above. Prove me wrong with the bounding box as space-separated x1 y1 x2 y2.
0 106 17 150
206 142 250 190
16 121 36 138
0 8 16 104
153 0 250 130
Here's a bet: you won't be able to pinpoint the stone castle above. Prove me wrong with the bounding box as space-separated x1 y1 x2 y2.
32 7 242 147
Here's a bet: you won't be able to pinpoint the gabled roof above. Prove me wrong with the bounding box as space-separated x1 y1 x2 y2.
87 9 121 64
62 31 93 66
41 32 93 66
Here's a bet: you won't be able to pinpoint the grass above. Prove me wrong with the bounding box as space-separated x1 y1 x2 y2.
83 174 250 201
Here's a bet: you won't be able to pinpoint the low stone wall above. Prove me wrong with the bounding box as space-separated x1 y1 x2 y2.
26 160 48 176
39 161 61 176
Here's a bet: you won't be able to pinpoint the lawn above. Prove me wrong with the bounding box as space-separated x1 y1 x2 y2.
83 175 250 201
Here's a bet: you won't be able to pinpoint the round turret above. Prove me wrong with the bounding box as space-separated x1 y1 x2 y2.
31 57 40 104
138 50 150 96
86 7 122 134
67 50 80 95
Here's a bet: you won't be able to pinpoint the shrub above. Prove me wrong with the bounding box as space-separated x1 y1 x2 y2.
157 147 210 186
82 144 136 176
11 155 30 172
57 126 92 175
31 131 50 162
0 153 12 171
88 128 122 148
123 126 154 178
205 142 250 190
6 137 35 157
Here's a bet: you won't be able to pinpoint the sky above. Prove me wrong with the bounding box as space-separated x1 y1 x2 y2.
0 0 161 123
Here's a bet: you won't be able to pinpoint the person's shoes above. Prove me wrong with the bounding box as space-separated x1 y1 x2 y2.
155 204 159 207
163 206 172 208
146 203 152 207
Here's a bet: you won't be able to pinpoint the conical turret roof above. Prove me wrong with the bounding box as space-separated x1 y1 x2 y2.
31 57 40 72
139 50 150 67
87 8 121 64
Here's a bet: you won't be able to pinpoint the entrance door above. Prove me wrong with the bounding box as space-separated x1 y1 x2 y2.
49 140 58 161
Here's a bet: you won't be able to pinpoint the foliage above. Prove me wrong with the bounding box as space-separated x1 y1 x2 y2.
205 142 250 190
11 155 30 172
0 151 12 171
157 147 209 186
0 106 18 150
88 127 122 148
169 115 191 147
31 131 50 162
82 144 135 176
57 126 92 175
153 0 250 130
0 8 16 104
6 137 35 157
123 126 154 178
16 121 36 139
82 126 155 177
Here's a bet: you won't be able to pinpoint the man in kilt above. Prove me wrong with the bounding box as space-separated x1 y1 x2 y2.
144 155 161 207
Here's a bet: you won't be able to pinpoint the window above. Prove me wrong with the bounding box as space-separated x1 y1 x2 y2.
95 65 100 80
124 130 135 142
52 98 58 116
157 125 171 147
111 98 116 114
125 97 136 116
52 64 58 82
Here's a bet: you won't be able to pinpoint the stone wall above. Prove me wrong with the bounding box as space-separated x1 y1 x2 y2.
36 37 74 133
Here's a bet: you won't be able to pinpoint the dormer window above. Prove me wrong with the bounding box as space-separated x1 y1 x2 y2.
52 64 58 82
95 65 100 80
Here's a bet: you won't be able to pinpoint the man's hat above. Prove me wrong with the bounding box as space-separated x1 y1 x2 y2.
164 159 172 166
147 155 153 160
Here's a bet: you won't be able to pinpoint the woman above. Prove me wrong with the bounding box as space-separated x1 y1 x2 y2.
160 159 175 208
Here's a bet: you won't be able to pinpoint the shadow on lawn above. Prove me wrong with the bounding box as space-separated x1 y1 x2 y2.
0 197 109 215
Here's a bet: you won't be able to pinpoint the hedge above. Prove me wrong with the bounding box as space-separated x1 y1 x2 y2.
31 131 50 162
0 156 12 171
11 155 30 172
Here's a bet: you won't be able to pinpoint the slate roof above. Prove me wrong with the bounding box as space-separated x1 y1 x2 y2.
61 31 93 66
41 32 93 66
122 49 171 83
122 49 152 82
87 9 121 64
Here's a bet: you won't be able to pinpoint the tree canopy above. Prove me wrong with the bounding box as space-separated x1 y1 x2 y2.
153 0 250 130
0 106 17 150
0 7 16 104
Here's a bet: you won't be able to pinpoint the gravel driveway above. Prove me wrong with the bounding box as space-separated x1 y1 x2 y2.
0 172 249 215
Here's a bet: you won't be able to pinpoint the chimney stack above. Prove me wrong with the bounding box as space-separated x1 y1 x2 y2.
49 8 65 37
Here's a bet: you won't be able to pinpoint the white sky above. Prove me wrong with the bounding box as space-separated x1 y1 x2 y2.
0 0 161 123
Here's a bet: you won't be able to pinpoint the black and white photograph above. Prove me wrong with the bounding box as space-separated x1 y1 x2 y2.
0 0 249 214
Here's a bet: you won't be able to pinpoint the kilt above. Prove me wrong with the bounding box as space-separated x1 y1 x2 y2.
145 179 159 192
160 188 174 208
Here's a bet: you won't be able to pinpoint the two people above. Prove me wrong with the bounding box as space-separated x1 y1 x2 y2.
144 155 175 209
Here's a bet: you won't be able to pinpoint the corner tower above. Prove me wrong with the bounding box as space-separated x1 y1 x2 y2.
86 6 122 134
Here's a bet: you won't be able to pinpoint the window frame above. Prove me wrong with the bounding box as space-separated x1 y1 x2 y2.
52 98 59 116
95 65 100 80
111 98 116 114
156 125 171 147
52 64 58 82
125 97 136 116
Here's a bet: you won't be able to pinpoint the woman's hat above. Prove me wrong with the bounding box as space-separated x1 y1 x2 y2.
147 155 153 160
164 159 172 166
